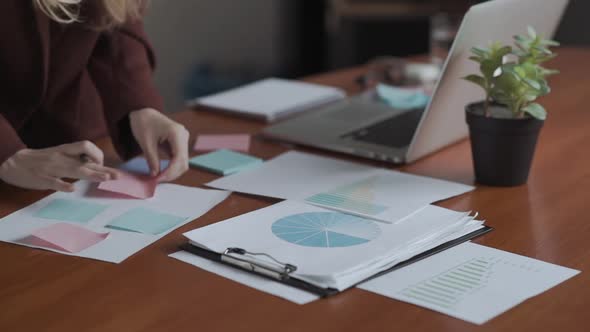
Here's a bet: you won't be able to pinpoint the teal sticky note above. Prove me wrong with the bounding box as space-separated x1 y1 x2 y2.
106 207 186 235
33 199 107 223
189 149 263 175
376 84 431 110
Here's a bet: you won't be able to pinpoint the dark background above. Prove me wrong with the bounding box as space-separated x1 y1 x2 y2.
144 0 588 112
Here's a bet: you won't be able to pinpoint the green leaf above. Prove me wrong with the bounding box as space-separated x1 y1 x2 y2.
513 49 527 57
492 72 521 100
540 68 560 76
514 35 527 43
528 26 538 39
463 75 487 89
471 47 488 57
524 78 541 90
519 62 539 78
515 43 528 54
533 46 552 55
497 46 513 58
540 54 558 62
536 80 550 95
541 39 560 47
469 56 483 63
522 103 547 120
500 65 523 83
514 66 527 78
481 59 500 80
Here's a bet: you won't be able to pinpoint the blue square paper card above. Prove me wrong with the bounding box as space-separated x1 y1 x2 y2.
33 199 107 223
106 207 186 235
189 149 263 175
120 157 170 175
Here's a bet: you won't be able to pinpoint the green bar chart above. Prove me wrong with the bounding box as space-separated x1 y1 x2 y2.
398 258 495 309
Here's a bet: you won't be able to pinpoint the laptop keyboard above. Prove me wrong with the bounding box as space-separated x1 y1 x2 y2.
342 108 425 148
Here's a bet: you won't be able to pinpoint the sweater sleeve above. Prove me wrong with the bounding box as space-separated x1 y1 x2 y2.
87 19 164 160
0 114 27 165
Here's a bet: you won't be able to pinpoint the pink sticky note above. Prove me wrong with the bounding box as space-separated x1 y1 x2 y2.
194 134 251 153
24 223 109 253
98 171 157 199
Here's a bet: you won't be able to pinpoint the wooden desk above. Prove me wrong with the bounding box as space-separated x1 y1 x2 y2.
1 48 589 332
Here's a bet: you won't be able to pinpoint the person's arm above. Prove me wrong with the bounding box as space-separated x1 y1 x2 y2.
87 20 164 160
0 114 27 166
0 115 118 192
88 20 188 181
0 109 117 192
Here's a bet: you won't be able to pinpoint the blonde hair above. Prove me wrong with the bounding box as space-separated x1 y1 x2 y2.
34 0 143 26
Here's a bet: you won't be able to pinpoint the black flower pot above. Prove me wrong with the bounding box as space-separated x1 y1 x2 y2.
466 102 544 186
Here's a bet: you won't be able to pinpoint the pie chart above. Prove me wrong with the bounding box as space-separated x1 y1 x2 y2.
271 212 381 248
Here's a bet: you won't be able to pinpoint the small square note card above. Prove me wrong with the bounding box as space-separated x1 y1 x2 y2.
194 134 251 153
189 150 263 175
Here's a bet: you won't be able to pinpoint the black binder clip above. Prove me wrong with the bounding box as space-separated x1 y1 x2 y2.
222 247 297 281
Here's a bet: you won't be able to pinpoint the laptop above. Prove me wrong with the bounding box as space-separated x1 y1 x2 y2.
263 0 569 164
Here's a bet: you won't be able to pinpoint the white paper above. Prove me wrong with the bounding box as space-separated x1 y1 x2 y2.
190 78 345 121
358 242 580 325
183 201 483 290
169 251 320 305
208 151 474 223
0 181 230 263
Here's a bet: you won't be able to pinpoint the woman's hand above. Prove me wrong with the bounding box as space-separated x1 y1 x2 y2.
0 141 118 192
129 108 189 182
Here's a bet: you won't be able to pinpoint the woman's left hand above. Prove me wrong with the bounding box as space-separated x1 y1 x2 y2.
129 108 190 182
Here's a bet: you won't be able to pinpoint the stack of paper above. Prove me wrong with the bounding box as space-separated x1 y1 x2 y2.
181 201 485 291
188 78 346 122
207 151 474 223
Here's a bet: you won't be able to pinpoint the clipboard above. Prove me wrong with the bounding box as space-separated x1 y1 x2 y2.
179 225 493 298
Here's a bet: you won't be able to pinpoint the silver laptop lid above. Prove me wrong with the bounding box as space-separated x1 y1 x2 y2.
406 0 569 163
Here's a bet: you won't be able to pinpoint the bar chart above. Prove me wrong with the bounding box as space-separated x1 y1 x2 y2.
398 257 495 309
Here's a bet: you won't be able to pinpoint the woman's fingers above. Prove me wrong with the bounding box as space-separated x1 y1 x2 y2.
40 175 75 192
139 136 162 177
75 166 112 182
51 179 76 192
0 144 117 193
158 128 189 182
60 140 105 164
45 156 118 182
128 108 191 182
85 163 120 180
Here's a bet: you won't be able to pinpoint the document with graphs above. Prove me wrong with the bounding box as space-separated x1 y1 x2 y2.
207 151 474 224
180 201 485 292
359 242 580 325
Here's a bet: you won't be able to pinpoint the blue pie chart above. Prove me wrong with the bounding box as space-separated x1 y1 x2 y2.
271 212 381 248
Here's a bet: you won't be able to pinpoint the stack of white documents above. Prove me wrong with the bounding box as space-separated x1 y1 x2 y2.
207 151 474 224
182 201 485 291
188 78 346 122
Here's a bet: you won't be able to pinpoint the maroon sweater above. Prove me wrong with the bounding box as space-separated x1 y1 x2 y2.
0 1 163 165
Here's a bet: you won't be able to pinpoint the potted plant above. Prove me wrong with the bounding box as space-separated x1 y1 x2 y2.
463 27 559 186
